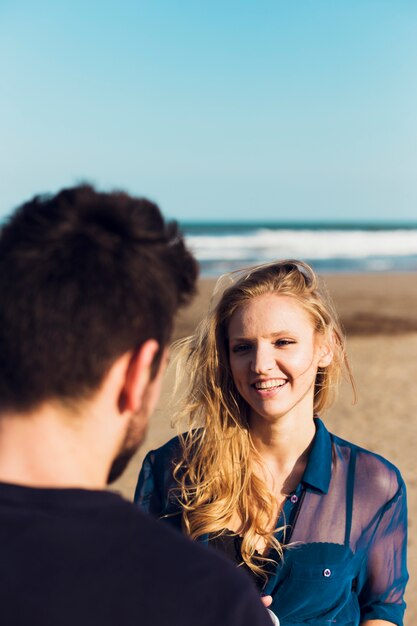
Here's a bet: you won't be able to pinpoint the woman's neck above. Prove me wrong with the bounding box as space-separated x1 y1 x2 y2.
249 412 316 496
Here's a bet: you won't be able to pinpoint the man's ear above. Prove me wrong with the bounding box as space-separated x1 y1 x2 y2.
120 339 160 413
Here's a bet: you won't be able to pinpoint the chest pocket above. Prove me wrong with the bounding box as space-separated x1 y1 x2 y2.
270 545 359 624
270 446 361 623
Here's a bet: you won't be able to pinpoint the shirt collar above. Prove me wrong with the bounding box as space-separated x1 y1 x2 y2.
301 417 332 494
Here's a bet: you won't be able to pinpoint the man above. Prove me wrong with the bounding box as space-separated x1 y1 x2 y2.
0 186 271 626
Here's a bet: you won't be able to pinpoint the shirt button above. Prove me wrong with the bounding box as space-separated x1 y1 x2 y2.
290 494 298 503
323 568 331 578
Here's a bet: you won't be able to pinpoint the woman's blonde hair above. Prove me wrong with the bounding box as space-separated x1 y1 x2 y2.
172 260 353 578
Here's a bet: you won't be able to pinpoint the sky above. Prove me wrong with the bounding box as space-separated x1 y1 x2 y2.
1 0 416 222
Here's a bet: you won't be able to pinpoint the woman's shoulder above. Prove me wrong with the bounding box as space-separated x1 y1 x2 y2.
135 435 187 513
144 428 204 465
143 434 184 467
330 430 405 502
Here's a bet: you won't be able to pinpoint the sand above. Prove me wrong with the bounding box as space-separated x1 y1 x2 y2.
112 272 417 625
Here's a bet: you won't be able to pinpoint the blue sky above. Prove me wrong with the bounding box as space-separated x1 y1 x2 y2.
1 1 416 222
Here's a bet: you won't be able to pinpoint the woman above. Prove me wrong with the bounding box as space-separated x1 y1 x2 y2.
135 260 408 626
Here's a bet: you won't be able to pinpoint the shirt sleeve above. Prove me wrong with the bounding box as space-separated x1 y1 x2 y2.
357 477 408 625
134 451 163 516
134 444 183 533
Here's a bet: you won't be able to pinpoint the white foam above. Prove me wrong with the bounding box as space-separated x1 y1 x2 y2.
186 229 417 261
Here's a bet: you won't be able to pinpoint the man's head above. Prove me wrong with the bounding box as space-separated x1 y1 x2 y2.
0 184 197 419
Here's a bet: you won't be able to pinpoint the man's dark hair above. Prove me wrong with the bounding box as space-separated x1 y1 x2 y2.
0 185 198 412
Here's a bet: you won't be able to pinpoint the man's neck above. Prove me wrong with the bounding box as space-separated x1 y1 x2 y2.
0 403 115 489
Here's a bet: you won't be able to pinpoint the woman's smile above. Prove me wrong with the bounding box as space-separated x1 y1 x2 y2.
248 371 295 411
252 378 288 394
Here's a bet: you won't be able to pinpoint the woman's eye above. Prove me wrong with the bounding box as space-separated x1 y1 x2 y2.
231 344 251 353
275 339 295 347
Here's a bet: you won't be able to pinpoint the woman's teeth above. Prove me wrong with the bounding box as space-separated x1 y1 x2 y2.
254 379 287 390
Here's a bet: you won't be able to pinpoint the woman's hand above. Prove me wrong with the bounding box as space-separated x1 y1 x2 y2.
261 595 273 608
360 621 397 625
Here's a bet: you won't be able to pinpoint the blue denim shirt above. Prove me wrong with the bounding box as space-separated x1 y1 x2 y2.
135 418 408 626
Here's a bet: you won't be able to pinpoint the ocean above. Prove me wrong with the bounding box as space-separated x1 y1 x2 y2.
180 221 417 277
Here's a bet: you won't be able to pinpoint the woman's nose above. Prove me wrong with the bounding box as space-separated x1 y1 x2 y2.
251 346 275 373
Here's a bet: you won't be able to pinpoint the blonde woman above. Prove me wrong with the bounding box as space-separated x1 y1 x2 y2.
135 260 408 626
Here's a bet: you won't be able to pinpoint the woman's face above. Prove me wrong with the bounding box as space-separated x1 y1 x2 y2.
227 293 331 426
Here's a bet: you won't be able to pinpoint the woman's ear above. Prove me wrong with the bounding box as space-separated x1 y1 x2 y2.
318 341 334 368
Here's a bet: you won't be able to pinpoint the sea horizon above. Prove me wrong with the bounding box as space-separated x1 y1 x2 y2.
179 220 417 277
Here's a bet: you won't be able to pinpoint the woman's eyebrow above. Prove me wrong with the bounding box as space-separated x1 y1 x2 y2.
229 335 253 342
230 330 295 341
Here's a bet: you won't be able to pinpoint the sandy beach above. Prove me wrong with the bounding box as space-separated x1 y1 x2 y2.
113 272 417 625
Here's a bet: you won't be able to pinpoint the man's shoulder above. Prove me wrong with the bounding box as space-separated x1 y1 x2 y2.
113 500 272 626
126 497 233 572
0 486 271 626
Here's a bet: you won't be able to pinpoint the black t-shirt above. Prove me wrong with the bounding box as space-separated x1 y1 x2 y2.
0 482 271 626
